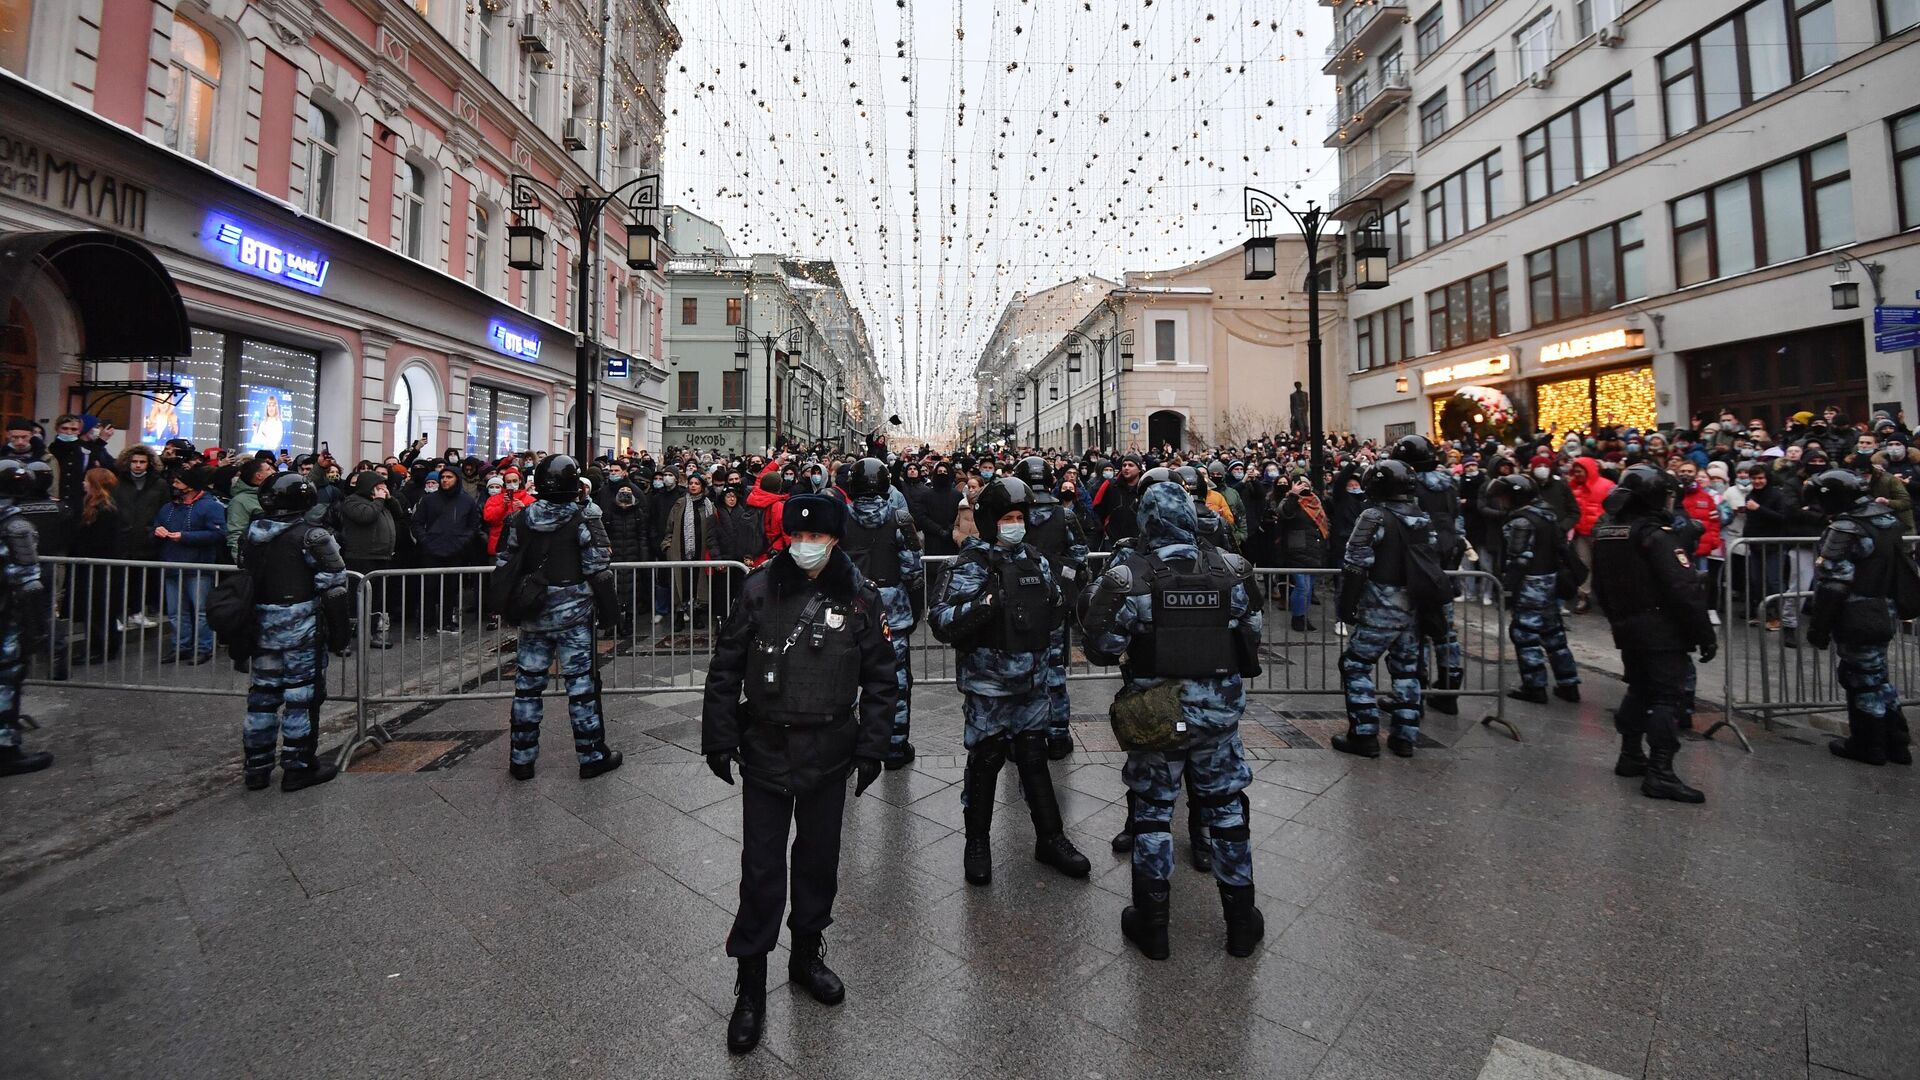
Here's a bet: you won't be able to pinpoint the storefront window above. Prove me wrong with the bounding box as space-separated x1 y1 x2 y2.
1534 364 1656 436
466 385 532 460
152 328 317 452
238 339 318 454
161 328 228 448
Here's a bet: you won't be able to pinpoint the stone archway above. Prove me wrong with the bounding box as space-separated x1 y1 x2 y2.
1147 409 1185 451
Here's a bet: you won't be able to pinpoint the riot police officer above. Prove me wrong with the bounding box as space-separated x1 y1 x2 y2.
702 493 898 1055
838 457 924 769
492 455 623 781
237 473 350 791
1175 464 1236 553
1013 455 1088 760
1335 459 1445 758
0 460 52 776
1081 481 1265 959
1392 435 1464 715
1804 469 1913 766
1489 474 1581 705
931 475 1091 886
1590 464 1714 803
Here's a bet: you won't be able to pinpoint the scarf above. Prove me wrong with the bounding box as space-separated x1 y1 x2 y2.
1296 491 1329 540
682 494 700 555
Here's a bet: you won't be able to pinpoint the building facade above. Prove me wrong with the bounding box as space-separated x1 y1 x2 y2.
1327 0 1920 443
0 0 677 465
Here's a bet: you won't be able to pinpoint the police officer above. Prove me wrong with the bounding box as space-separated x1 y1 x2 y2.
931 475 1091 886
0 460 52 776
1392 435 1464 715
237 473 351 791
1334 459 1443 758
838 458 924 769
1804 469 1913 766
702 493 897 1055
492 455 623 781
1590 464 1714 803
1489 474 1581 705
1082 481 1265 959
1013 455 1088 760
1175 465 1236 552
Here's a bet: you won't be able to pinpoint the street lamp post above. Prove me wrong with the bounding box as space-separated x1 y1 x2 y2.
734 321 807 453
1060 326 1133 452
1242 187 1387 495
507 171 659 463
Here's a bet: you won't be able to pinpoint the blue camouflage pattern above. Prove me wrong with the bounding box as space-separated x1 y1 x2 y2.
930 537 1057 697
1837 631 1903 735
1027 500 1088 741
1502 505 1579 693
961 691 1049 751
1081 483 1260 888
0 507 42 749
241 518 347 773
1339 499 1431 740
496 499 613 766
850 493 923 753
1811 505 1908 742
1415 469 1464 686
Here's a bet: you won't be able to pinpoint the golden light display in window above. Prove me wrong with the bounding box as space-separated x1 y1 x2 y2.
1534 376 1593 436
1595 366 1657 431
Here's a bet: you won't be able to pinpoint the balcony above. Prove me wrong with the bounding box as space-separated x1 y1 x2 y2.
1332 151 1415 216
1322 61 1411 147
1322 0 1409 73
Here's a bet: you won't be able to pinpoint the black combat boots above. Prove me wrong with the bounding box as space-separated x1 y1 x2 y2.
1015 734 1090 879
1830 713 1888 767
1219 883 1266 958
1121 874 1171 960
0 746 53 777
727 954 767 1054
579 747 624 780
1428 671 1461 715
788 932 846 1005
1331 728 1381 758
280 734 339 793
1614 733 1648 777
1641 746 1705 803
962 743 1004 886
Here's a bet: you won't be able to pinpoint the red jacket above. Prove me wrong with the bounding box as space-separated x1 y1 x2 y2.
482 489 535 554
1568 456 1613 537
1679 485 1721 558
745 461 789 558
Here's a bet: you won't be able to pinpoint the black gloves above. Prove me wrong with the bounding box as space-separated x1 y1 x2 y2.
706 750 736 785
1697 639 1718 664
853 757 882 797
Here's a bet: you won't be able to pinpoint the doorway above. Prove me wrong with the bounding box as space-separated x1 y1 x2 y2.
1147 409 1185 451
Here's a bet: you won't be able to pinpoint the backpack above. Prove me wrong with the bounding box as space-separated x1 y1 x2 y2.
1891 541 1920 621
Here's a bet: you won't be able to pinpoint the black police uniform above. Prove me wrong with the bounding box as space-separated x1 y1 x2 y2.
1805 471 1913 766
702 537 897 1053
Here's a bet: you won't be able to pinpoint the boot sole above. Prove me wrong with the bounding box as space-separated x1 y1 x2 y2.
1330 738 1381 759
788 977 845 1006
281 769 339 793
1121 911 1170 960
1640 784 1705 804
1035 850 1092 878
580 752 624 780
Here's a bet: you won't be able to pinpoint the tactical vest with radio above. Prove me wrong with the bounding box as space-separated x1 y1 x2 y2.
959 546 1056 653
841 515 902 588
1123 548 1246 678
744 585 864 727
248 525 321 605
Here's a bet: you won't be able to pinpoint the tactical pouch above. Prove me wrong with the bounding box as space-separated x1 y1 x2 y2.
1108 680 1192 752
1232 619 1263 678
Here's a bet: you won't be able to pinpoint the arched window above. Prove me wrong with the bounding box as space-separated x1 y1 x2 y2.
165 17 220 161
306 101 339 221
391 370 414 455
402 161 427 259
473 202 492 288
0 0 34 74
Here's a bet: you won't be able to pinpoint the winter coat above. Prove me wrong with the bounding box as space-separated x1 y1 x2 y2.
225 473 264 560
337 473 401 564
711 497 768 565
665 492 719 562
410 485 483 563
483 488 536 555
71 503 122 560
952 490 981 547
1568 457 1614 537
112 470 169 560
909 477 962 557
745 463 791 558
601 481 651 563
1277 491 1331 567
1678 485 1722 559
152 491 226 564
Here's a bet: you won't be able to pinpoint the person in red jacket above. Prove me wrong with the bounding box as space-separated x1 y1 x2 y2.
482 467 535 556
1673 460 1721 563
1568 456 1613 613
745 457 791 560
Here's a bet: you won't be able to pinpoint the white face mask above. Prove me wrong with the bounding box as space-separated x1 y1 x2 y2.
789 539 833 570
1531 467 1550 482
425 481 440 493
997 522 1027 546
486 482 504 496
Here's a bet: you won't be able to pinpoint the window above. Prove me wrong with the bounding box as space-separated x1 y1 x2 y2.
474 203 492 286
1895 108 1920 231
1462 54 1497 116
1461 0 1494 22
681 297 698 324
305 101 338 221
466 386 532 459
725 297 742 325
1527 216 1645 324
1660 0 1838 139
179 327 322 452
165 17 220 161
1886 0 1920 37
1419 91 1448 145
1415 5 1444 60
1384 202 1412 267
476 7 496 81
1521 77 1635 203
1514 12 1556 81
1427 267 1511 351
413 0 430 14
1422 150 1504 246
1577 0 1625 36
1154 319 1176 363
526 56 542 128
677 371 699 410
0 0 30 73
723 370 746 411
1670 139 1851 287
1353 301 1416 372
402 162 427 260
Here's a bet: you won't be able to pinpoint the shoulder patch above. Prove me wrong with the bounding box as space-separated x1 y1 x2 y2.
1674 551 1690 569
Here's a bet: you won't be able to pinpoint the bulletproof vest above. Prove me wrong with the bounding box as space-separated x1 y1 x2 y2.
1024 503 1070 559
1590 516 1661 620
1417 474 1460 552
1509 507 1559 575
1365 507 1410 586
1847 514 1906 600
841 515 902 587
975 546 1054 653
537 512 586 586
1129 548 1237 679
743 582 863 726
250 524 319 605
15 498 68 556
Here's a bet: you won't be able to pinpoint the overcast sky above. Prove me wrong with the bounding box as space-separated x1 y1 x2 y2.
666 0 1339 438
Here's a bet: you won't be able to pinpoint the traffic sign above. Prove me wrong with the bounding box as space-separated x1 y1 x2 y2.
1128 419 1141 433
605 355 629 378
1874 306 1920 331
1876 328 1920 353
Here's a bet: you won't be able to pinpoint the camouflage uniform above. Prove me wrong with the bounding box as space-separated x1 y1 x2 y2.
1808 501 1911 763
930 536 1058 749
1413 467 1464 704
846 493 923 758
1501 503 1579 693
239 518 349 779
495 499 616 768
1025 499 1089 747
1338 497 1437 745
0 503 45 753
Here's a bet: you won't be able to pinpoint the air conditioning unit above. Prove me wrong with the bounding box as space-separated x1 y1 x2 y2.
1597 22 1624 47
518 13 549 53
1528 69 1553 89
562 116 588 151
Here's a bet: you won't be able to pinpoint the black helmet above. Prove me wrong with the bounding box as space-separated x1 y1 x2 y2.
1612 463 1677 517
534 454 581 501
974 476 1032 545
0 459 26 500
848 457 891 497
1806 468 1870 516
1363 459 1416 500
260 472 318 516
1137 466 1176 492
1174 465 1210 498
1389 434 1439 472
1013 455 1053 489
24 460 53 497
1484 473 1537 513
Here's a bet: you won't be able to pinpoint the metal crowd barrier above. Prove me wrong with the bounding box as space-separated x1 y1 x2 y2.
1720 536 1920 734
